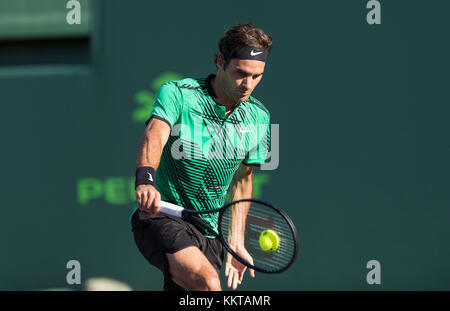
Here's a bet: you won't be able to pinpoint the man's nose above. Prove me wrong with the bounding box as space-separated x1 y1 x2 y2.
242 77 252 90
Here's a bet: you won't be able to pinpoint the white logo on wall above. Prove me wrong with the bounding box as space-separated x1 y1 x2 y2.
66 259 81 285
366 0 381 25
366 259 381 285
66 0 81 25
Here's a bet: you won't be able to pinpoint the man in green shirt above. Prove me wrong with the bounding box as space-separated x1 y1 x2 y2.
131 23 272 291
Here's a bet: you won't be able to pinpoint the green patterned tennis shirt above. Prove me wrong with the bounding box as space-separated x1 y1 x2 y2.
132 75 271 236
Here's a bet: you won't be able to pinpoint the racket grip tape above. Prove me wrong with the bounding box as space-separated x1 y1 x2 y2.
160 201 184 217
137 201 184 221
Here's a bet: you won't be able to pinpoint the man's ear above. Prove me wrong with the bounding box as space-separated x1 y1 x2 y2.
217 53 226 70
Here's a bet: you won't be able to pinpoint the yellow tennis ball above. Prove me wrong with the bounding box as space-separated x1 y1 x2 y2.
259 229 280 252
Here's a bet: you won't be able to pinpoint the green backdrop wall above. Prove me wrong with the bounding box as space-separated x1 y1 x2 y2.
1 0 449 290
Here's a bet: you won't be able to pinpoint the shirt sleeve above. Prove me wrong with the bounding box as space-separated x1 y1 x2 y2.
243 113 271 166
146 81 182 128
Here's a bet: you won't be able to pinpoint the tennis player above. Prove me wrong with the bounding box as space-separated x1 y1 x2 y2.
131 23 272 291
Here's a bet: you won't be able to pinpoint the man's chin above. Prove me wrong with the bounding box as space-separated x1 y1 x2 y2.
237 94 251 102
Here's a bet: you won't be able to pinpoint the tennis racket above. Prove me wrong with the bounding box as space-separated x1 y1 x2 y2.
138 199 298 274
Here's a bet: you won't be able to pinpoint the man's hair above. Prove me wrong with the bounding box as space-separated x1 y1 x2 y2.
214 23 273 69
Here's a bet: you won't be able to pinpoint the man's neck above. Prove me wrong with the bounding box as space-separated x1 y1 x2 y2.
210 75 239 113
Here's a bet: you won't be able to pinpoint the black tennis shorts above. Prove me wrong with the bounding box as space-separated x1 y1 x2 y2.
131 211 224 291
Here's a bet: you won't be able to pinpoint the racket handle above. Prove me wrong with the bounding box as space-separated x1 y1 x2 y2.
160 201 184 217
138 200 184 220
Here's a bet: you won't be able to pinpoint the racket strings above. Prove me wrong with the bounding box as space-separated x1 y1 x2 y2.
220 201 297 273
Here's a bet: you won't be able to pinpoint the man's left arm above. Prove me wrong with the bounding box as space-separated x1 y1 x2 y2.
229 163 253 201
224 163 256 290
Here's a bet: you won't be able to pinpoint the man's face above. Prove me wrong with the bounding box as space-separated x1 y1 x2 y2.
219 57 266 103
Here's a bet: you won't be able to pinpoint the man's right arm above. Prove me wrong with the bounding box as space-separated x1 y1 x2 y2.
135 117 171 217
